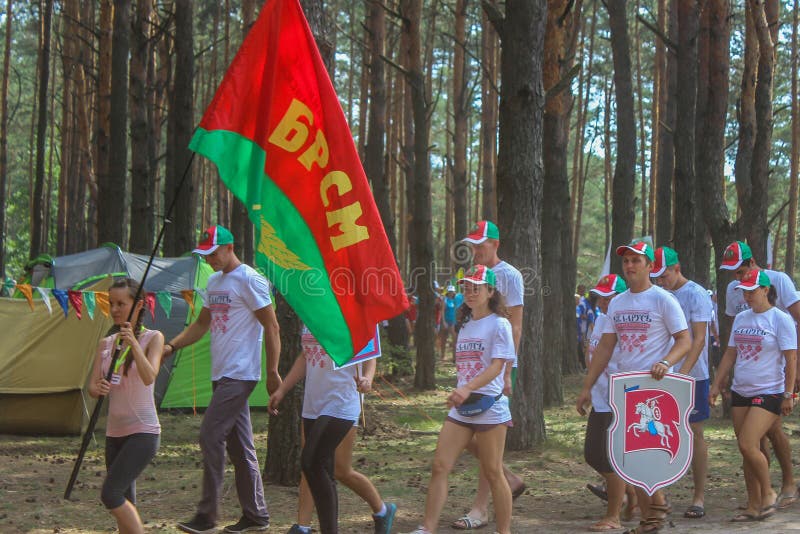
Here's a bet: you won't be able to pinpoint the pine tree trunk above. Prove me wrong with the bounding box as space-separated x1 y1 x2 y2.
480 10 498 221
656 2 676 245
30 0 53 259
787 0 799 278
452 0 469 270
606 0 636 274
484 0 547 448
164 0 195 256
129 0 153 254
0 0 11 278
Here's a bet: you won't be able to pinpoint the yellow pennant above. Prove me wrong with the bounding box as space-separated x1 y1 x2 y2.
181 290 196 318
17 284 34 310
94 291 110 317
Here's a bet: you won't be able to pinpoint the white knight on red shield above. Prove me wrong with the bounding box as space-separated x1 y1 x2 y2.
608 371 694 495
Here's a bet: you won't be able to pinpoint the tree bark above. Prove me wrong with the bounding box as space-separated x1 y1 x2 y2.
0 0 11 278
787 0 799 278
606 0 636 274
480 9 498 221
485 0 547 448
672 0 699 276
656 2 677 245
164 0 195 256
30 0 53 259
129 0 153 254
452 0 469 270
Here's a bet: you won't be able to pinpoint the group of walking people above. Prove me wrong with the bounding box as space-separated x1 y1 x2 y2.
85 219 799 534
576 239 799 533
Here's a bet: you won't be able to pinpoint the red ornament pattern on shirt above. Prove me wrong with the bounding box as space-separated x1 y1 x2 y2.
208 291 232 334
456 337 485 383
613 310 652 353
734 333 764 362
302 331 328 369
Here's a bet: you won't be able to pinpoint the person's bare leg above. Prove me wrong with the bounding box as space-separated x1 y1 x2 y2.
590 472 623 529
689 421 707 510
334 427 383 512
733 406 777 517
475 426 512 534
461 437 523 524
767 418 796 496
109 501 144 534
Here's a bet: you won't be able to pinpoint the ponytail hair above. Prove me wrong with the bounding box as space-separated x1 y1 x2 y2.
767 285 777 306
110 278 145 375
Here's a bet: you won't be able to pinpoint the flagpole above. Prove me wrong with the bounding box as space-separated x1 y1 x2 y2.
64 152 196 500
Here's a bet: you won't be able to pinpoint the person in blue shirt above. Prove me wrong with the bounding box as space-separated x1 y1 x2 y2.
438 285 463 360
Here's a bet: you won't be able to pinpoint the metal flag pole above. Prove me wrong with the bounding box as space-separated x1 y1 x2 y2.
64 152 196 499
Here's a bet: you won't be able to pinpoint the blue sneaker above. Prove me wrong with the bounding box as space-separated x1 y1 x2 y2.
373 502 397 534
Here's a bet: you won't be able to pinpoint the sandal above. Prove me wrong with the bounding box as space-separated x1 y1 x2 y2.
731 512 761 522
589 519 622 531
451 515 488 530
683 505 705 518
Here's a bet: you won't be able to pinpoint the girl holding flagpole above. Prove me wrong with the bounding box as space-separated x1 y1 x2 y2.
87 278 164 534
404 265 515 534
710 270 797 522
268 326 396 534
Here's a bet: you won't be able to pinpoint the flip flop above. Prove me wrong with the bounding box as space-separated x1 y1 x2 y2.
778 490 799 508
512 483 527 500
683 505 705 519
731 512 760 522
759 503 778 520
451 516 488 530
589 519 623 532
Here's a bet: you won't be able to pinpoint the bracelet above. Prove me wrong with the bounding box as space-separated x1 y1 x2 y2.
165 342 175 353
658 360 670 367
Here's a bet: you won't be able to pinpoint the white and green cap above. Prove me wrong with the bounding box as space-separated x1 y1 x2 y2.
458 264 497 287
650 246 679 277
590 274 628 297
462 220 500 244
193 225 234 255
720 241 753 270
735 269 770 291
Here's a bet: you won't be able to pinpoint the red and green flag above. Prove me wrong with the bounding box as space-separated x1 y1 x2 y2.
190 0 407 365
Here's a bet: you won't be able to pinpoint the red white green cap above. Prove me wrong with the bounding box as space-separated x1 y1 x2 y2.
193 225 234 255
590 274 628 297
615 241 655 262
650 246 679 277
720 241 752 270
735 269 770 291
458 264 497 287
462 220 500 244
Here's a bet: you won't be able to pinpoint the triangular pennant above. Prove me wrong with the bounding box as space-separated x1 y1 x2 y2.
16 284 34 310
68 290 83 319
95 291 110 317
83 291 96 320
52 289 70 318
156 291 173 319
2 277 15 295
181 289 196 317
36 287 53 315
145 292 156 320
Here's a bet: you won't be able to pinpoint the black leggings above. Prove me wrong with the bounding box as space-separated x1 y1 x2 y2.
301 416 355 534
102 433 160 509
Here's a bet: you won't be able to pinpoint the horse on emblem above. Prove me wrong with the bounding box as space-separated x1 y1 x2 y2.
627 396 675 448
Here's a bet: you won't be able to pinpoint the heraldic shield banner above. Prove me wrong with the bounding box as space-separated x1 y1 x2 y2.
608 371 695 495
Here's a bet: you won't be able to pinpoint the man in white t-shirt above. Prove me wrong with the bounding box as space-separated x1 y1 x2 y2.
651 246 712 519
720 240 800 505
576 241 690 533
164 226 281 534
449 220 525 530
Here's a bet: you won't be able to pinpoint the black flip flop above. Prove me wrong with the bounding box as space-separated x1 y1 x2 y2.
586 483 608 502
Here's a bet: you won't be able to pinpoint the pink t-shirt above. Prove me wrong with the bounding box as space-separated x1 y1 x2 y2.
100 329 161 437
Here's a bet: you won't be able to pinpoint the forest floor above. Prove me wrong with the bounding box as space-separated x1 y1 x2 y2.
3 368 800 533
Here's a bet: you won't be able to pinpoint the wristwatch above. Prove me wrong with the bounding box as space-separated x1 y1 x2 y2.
783 392 793 399
658 360 670 367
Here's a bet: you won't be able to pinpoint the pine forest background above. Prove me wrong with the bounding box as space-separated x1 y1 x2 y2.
0 0 798 452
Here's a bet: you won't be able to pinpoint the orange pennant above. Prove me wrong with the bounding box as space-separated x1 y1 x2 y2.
17 284 34 310
181 289 196 318
95 291 110 317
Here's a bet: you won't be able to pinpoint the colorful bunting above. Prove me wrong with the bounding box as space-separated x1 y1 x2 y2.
84 291 96 320
35 287 53 315
52 290 70 318
16 284 34 310
156 291 172 318
181 290 196 318
95 291 110 317
145 292 156 320
68 290 83 319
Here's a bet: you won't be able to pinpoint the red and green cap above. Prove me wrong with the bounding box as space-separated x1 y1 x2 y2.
735 269 770 291
615 241 655 262
193 225 234 255
650 246 679 277
720 241 752 270
458 264 497 287
590 274 628 297
462 220 500 244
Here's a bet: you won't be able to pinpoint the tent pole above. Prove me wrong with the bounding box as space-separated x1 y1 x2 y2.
64 152 196 500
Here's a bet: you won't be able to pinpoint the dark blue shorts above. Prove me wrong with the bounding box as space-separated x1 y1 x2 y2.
690 379 710 423
731 390 783 416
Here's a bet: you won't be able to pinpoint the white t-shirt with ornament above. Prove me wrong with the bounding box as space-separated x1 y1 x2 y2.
728 307 798 397
448 313 516 425
725 269 799 317
670 280 713 380
601 285 689 373
300 326 361 422
588 313 612 412
203 264 272 382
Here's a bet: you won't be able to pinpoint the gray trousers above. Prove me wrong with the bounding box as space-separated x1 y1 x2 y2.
197 377 269 524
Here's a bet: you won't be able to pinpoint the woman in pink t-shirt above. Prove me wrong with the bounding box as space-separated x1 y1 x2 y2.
88 279 163 534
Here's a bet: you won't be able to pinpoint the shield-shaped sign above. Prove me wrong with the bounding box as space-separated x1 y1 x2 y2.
608 371 694 495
